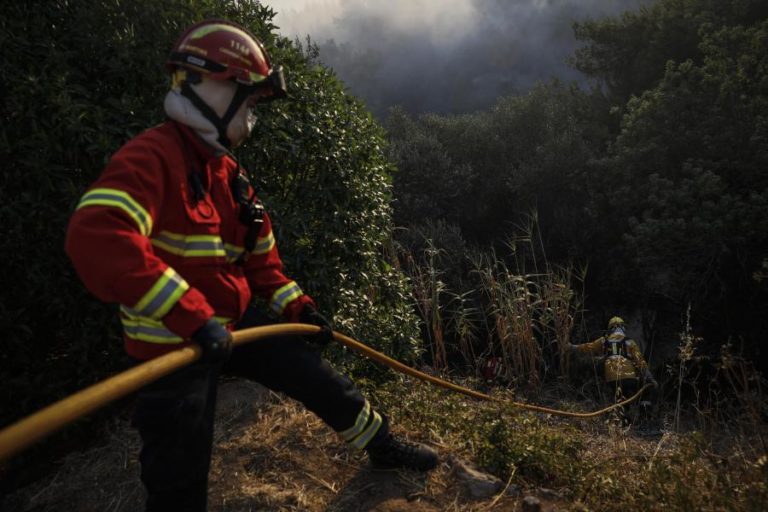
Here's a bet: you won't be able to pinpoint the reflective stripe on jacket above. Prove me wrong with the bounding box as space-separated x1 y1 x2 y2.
66 121 313 360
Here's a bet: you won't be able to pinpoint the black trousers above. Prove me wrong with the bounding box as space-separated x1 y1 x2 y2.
608 378 640 402
606 378 657 425
131 308 386 512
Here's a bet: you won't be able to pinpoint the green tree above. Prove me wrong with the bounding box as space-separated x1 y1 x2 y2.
387 0 768 365
387 81 611 256
572 0 768 106
595 18 768 348
385 107 478 228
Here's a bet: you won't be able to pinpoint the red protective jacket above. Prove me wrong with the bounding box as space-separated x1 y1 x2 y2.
66 120 313 360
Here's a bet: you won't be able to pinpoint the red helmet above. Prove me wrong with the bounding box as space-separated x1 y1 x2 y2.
167 19 285 97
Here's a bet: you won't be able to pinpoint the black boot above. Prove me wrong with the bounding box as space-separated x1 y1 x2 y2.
366 434 439 471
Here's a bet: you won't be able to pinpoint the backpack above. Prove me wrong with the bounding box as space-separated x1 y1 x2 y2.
603 333 630 358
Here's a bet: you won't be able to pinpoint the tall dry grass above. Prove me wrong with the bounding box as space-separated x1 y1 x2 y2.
397 215 583 388
403 240 448 370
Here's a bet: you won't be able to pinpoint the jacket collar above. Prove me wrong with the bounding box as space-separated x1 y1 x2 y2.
169 120 222 163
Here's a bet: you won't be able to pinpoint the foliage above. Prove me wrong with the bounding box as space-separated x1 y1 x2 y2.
597 17 768 348
0 0 420 428
386 108 479 229
395 218 584 386
473 408 583 485
243 38 422 364
572 0 768 106
368 372 768 511
573 433 768 512
386 81 612 254
386 0 768 368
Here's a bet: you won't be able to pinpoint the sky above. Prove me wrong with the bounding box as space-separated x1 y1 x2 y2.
267 0 653 117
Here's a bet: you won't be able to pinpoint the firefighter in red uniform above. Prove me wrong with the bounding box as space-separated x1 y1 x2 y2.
65 19 437 512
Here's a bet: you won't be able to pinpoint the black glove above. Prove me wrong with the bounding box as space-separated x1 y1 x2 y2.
298 304 334 348
191 319 233 365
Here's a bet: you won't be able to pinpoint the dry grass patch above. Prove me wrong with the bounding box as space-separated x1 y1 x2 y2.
4 375 767 512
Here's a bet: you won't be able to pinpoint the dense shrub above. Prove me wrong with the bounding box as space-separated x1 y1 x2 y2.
386 0 768 370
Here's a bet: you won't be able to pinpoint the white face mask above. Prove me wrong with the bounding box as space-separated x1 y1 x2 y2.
176 76 271 149
185 78 251 148
191 78 238 117
246 107 258 131
226 101 258 149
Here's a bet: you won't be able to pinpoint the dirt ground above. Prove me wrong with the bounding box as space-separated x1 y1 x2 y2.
1 379 603 512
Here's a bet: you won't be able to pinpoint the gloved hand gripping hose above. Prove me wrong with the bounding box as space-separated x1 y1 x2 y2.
0 324 652 462
0 324 316 462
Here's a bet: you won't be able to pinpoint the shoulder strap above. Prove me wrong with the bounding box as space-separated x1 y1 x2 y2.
604 333 630 357
230 161 265 265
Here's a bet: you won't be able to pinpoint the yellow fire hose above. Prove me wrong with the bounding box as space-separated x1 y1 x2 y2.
0 324 651 461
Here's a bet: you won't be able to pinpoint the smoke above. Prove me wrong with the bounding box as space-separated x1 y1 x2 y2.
270 0 652 116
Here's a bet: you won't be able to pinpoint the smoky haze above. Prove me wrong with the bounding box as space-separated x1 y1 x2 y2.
271 0 653 116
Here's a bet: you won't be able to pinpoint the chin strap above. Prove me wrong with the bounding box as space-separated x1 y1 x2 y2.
180 79 253 149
